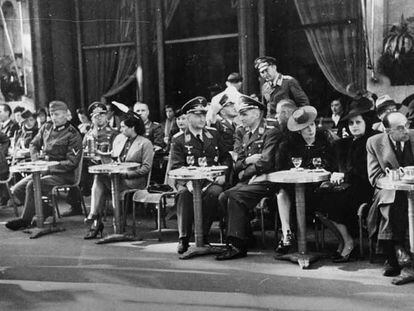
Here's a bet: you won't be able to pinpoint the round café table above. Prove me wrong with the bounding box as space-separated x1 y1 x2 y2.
89 162 138 244
266 169 331 268
169 166 227 259
377 177 414 284
10 160 61 239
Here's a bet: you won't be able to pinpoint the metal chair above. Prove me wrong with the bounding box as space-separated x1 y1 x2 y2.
50 153 87 218
357 202 375 262
132 152 176 241
0 172 19 216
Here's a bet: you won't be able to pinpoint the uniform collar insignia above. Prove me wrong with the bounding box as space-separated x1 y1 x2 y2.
54 123 68 131
185 134 191 143
205 130 212 139
258 127 264 135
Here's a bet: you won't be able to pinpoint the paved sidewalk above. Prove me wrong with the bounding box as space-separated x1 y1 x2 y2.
1 202 414 311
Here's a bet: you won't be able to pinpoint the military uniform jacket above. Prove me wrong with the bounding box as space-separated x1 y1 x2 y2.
82 123 119 149
144 120 165 149
235 119 281 181
15 124 38 149
212 118 236 152
30 121 83 175
1 119 19 139
170 127 231 186
261 74 309 113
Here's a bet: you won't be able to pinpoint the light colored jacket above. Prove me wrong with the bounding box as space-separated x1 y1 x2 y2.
112 134 154 189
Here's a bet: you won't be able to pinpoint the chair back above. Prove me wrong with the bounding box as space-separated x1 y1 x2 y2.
163 149 175 189
73 151 84 186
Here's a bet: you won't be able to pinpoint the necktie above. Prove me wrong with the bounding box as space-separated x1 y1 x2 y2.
396 141 403 165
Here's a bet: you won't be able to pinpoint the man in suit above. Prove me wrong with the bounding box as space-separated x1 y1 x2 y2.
170 96 230 254
0 103 19 139
367 111 414 285
254 56 309 116
216 95 281 260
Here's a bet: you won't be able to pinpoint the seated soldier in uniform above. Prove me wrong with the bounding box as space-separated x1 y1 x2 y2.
217 95 282 260
5 101 83 230
170 96 230 254
83 114 154 239
63 102 119 216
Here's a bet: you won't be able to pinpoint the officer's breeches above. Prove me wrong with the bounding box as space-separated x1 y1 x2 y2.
226 182 276 241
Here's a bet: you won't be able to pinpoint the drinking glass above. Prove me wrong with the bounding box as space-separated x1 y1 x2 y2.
198 156 207 168
186 155 195 166
312 157 322 169
291 157 302 169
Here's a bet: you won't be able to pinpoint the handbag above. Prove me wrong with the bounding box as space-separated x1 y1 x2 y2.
147 182 174 193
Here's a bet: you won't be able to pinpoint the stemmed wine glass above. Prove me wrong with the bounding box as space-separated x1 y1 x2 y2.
186 154 195 167
198 156 207 168
312 157 322 170
291 157 302 169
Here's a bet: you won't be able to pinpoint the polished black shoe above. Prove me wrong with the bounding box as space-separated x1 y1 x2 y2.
383 261 401 277
332 247 357 263
177 238 189 254
274 231 293 255
61 205 83 217
5 218 29 231
331 251 342 260
395 246 412 267
84 222 104 240
216 245 247 261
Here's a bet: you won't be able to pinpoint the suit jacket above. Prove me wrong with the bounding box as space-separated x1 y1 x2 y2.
366 132 414 236
112 134 154 189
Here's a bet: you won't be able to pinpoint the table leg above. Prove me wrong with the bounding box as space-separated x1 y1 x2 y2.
275 183 321 269
27 172 65 239
32 172 43 228
179 180 224 259
96 173 135 244
392 192 414 285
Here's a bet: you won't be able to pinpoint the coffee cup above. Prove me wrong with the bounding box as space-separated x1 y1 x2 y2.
386 167 401 181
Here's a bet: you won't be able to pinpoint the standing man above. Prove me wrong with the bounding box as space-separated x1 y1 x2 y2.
134 102 165 150
367 111 414 285
5 101 83 230
207 72 243 126
254 56 309 116
170 96 230 254
216 95 281 260
330 98 344 127
134 102 166 183
106 102 121 130
162 105 176 147
0 103 19 139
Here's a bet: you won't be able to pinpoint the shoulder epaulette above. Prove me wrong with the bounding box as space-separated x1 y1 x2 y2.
205 126 217 131
153 121 160 125
266 125 275 129
282 75 293 80
173 131 184 138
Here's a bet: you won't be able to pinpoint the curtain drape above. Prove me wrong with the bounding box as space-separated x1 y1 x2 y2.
82 0 181 104
82 0 136 104
294 0 366 97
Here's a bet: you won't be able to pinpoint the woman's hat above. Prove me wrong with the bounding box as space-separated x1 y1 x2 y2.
287 106 317 131
375 94 401 111
342 103 372 121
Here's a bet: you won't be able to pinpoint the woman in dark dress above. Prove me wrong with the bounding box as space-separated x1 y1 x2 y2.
275 106 336 254
322 105 379 262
